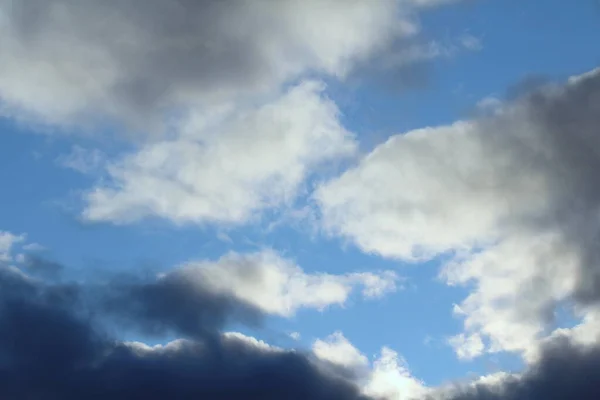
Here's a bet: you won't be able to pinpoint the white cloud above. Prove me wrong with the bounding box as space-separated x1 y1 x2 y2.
222 331 281 352
22 242 45 251
83 81 356 225
0 231 25 262
364 347 428 400
428 371 519 400
312 332 370 369
459 35 483 52
216 231 233 244
127 332 280 357
175 249 399 317
312 332 427 400
315 68 600 358
443 233 579 358
447 333 485 360
57 145 106 174
2 0 466 229
315 120 544 260
476 96 503 114
127 331 428 400
0 0 428 132
353 270 400 298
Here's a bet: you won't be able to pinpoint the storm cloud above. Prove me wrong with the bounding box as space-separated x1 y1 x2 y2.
0 265 369 400
437 337 600 400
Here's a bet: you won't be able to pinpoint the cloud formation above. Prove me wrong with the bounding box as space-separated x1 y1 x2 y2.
0 231 23 262
313 332 370 370
0 230 406 400
312 331 428 400
316 68 600 357
435 337 600 400
0 0 419 131
4 1 600 399
173 250 398 317
0 263 373 399
0 0 469 228
82 81 356 225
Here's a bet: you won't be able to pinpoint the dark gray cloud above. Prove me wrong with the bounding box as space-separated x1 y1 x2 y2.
445 68 600 353
483 69 600 304
438 337 600 400
103 270 263 340
0 266 368 399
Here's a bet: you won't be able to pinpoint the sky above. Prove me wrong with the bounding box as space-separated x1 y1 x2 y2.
0 0 600 399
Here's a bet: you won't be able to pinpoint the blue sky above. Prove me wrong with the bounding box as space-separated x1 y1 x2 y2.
1 1 600 399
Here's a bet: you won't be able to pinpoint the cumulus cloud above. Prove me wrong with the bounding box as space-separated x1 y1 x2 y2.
441 232 581 359
447 333 485 360
13 246 396 334
313 332 370 370
315 68 600 357
364 347 428 400
312 332 427 400
0 232 403 400
173 249 399 317
82 81 357 225
0 0 429 132
1 0 468 228
0 266 371 399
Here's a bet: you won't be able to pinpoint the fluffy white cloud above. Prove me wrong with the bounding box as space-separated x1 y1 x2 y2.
1 0 467 228
316 120 513 260
312 332 370 369
0 0 425 131
222 331 281 352
314 116 554 261
315 68 600 358
312 332 427 400
83 81 356 224
447 333 485 360
443 232 580 358
174 249 399 317
0 231 24 262
127 332 280 357
364 347 428 400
